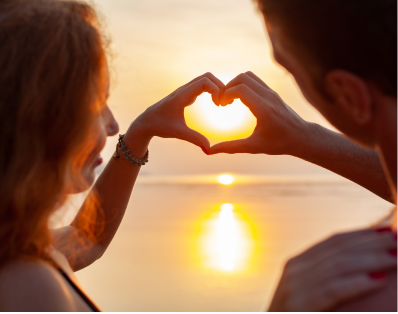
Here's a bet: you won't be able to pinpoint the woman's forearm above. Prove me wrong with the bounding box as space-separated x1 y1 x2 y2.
53 73 224 270
68 127 151 269
293 122 393 203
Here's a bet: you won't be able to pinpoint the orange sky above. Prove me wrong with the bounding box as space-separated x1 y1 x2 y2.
95 0 336 176
70 4 394 311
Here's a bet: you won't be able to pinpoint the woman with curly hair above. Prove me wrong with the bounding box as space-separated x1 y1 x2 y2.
0 0 223 310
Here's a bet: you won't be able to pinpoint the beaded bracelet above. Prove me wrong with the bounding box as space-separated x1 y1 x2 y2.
112 134 149 166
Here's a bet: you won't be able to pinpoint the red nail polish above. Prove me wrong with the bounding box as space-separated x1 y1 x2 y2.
201 147 209 155
389 248 397 256
394 233 397 241
376 227 392 233
369 271 387 279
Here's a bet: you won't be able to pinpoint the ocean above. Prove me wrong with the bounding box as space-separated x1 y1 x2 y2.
61 174 392 311
57 0 394 310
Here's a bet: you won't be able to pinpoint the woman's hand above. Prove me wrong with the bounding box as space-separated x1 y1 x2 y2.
209 71 308 156
126 72 224 153
268 228 397 311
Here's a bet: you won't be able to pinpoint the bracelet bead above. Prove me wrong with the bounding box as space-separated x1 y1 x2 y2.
112 134 149 166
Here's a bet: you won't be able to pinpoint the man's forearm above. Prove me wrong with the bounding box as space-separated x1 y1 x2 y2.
293 123 393 203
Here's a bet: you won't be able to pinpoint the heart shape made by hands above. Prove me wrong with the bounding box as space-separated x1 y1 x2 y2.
181 71 294 156
153 71 286 156
185 92 256 144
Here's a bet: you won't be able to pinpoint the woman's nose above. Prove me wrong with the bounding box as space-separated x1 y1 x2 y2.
107 118 119 136
105 107 119 136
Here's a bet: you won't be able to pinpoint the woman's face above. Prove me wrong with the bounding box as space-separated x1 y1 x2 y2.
78 83 119 192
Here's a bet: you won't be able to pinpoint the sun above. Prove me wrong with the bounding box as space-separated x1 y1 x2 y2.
217 174 235 185
184 73 256 142
199 95 249 130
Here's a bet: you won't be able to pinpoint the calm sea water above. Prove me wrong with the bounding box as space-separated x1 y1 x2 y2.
60 1 395 310
58 174 392 311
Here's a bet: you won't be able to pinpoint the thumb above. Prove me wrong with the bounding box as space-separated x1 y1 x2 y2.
209 138 253 155
175 126 211 153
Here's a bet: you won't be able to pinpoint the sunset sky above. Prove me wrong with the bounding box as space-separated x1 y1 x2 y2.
68 1 394 311
95 0 336 177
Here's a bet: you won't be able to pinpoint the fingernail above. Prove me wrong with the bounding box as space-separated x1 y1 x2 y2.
376 227 392 233
394 233 397 241
389 248 397 256
369 271 387 280
201 147 209 155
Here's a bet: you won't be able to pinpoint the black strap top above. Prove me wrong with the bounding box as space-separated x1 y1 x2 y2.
57 266 101 312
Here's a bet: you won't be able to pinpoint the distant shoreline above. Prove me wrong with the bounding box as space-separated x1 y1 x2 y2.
134 173 350 185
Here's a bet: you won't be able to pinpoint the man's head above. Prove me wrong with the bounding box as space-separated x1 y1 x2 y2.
256 0 397 147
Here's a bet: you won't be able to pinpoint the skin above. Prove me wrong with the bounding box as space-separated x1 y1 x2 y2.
210 71 392 202
1 15 396 313
209 19 397 311
51 72 223 273
0 72 224 311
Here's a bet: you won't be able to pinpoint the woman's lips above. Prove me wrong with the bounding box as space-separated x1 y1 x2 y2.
94 156 103 166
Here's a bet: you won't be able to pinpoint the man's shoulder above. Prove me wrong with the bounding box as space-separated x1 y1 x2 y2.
0 258 74 311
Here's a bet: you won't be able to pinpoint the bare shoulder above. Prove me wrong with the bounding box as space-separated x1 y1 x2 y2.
0 259 75 311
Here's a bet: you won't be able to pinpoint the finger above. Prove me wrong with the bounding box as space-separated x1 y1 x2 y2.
177 77 221 107
174 125 210 152
327 229 397 254
342 232 397 252
300 229 373 259
300 228 396 261
220 84 263 115
313 273 388 311
244 71 271 89
209 138 254 155
224 73 267 100
196 73 225 97
187 72 225 91
177 72 225 105
317 250 397 280
298 231 397 286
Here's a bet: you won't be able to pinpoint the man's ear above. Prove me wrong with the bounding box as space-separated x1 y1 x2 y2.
325 70 373 125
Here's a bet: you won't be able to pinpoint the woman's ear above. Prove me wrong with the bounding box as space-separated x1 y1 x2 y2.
325 70 373 125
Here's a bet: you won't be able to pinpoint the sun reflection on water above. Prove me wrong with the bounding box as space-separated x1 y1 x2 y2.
197 203 255 273
217 203 238 271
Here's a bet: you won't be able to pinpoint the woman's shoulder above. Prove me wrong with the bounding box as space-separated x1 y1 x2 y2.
0 258 75 311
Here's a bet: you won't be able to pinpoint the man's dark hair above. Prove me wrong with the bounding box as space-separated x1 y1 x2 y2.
257 0 397 97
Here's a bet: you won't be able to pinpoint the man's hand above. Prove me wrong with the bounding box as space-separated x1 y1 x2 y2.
209 71 308 156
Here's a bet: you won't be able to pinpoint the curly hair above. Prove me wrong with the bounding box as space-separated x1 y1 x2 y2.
0 0 107 265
